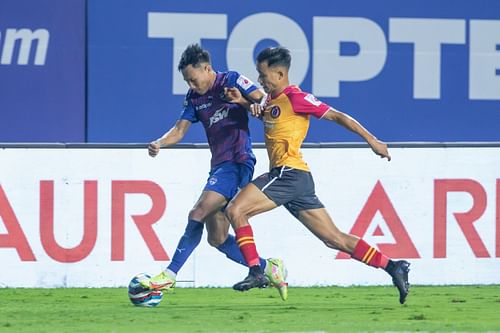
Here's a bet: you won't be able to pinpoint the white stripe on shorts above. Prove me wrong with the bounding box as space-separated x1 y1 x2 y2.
261 166 294 192
261 176 278 192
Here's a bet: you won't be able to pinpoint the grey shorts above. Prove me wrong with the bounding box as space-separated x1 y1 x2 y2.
252 166 324 218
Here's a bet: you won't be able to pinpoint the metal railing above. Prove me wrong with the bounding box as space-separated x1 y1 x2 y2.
1 142 500 149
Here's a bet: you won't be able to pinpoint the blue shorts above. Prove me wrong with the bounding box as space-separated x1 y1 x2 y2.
203 161 255 200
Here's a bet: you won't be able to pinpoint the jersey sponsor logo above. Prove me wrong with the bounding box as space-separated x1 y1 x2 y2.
195 102 212 111
270 106 281 118
236 75 253 90
304 93 322 107
208 107 229 127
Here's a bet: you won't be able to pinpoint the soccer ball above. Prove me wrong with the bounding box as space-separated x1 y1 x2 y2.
128 273 163 307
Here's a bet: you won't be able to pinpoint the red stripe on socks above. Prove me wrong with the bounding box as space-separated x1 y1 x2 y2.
352 239 389 269
235 225 260 267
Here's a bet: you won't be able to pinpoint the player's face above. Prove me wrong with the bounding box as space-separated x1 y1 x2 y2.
256 61 282 94
182 63 213 95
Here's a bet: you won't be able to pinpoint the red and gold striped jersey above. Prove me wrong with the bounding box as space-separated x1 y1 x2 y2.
262 85 330 171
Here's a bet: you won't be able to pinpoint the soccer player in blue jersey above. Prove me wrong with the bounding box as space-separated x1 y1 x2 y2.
141 44 288 300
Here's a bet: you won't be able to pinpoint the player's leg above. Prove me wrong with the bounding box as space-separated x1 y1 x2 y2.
202 161 270 270
168 190 227 272
146 162 245 290
205 210 230 247
207 206 288 299
227 167 296 292
206 211 266 268
293 208 357 251
144 190 226 290
233 165 288 299
296 207 410 304
226 183 276 290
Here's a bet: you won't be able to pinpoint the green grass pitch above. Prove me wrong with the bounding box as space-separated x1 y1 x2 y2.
0 285 499 332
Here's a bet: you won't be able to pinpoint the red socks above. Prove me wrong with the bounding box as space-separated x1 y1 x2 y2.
351 239 389 269
235 225 260 267
236 227 389 270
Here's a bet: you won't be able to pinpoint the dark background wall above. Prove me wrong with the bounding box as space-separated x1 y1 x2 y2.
0 0 86 142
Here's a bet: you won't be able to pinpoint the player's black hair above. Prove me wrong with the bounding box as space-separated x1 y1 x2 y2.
177 43 211 71
256 46 291 69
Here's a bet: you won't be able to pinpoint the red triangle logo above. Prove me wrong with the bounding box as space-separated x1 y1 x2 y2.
337 181 420 259
372 225 385 236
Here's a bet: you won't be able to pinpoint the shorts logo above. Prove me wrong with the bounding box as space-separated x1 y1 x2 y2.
208 176 218 185
270 106 281 118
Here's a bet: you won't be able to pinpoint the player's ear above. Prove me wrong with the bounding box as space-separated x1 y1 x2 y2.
278 69 285 80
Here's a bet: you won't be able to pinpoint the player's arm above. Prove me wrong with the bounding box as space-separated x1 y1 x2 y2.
148 119 191 157
246 89 266 104
224 87 266 117
224 72 266 117
322 108 391 161
246 89 267 117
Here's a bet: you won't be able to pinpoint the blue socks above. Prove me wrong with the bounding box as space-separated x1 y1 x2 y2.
167 219 204 274
216 234 266 268
166 220 267 274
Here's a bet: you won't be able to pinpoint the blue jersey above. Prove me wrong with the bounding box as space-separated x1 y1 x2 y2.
180 71 257 169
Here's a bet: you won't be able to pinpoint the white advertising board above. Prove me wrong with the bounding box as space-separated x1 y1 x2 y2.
0 147 499 287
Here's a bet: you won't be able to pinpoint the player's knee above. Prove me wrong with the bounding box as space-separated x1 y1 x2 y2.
225 202 242 226
188 207 208 221
323 240 341 250
207 232 227 247
322 234 344 251
224 203 237 221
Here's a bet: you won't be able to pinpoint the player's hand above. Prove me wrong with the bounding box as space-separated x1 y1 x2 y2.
369 139 391 161
148 141 161 157
249 103 264 117
224 87 245 104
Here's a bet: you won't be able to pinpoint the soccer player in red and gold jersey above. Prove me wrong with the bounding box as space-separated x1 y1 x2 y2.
225 46 410 304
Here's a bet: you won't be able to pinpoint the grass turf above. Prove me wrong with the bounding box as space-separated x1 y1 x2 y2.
0 285 499 333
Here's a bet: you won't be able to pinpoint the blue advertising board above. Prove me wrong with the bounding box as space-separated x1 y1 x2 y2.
87 0 500 143
0 0 86 142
